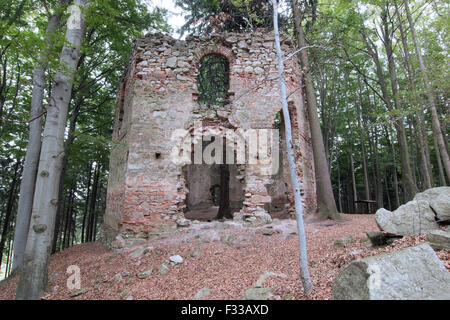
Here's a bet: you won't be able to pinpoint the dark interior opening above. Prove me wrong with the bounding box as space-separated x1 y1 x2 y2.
183 140 244 221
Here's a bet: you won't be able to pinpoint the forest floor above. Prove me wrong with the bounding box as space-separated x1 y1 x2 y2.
0 214 448 300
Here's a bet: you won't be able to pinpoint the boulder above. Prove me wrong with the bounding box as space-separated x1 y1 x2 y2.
169 255 184 264
158 263 170 275
375 202 439 236
414 187 450 222
244 287 273 300
136 269 153 279
413 186 450 202
255 271 287 288
430 193 450 222
176 218 191 228
427 229 450 250
194 288 211 299
334 236 355 248
128 247 145 260
69 288 87 298
366 231 400 247
332 244 450 300
262 227 275 236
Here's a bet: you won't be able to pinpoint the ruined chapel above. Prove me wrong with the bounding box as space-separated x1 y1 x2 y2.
103 31 317 245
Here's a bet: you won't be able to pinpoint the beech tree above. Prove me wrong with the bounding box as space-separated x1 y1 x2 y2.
12 0 71 275
16 0 89 300
291 0 341 220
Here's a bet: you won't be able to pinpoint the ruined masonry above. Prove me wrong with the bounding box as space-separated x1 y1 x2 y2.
103 31 316 245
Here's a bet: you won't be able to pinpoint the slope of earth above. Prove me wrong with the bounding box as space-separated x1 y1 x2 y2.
0 214 448 300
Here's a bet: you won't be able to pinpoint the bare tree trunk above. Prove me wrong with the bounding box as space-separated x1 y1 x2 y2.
16 1 88 300
346 108 357 213
374 129 383 209
394 0 432 190
0 161 21 269
404 0 450 180
272 0 313 296
386 128 401 208
381 9 417 201
12 0 70 276
291 0 340 220
434 134 447 186
356 77 370 200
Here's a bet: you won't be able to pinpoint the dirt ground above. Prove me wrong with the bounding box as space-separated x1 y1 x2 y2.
0 214 448 300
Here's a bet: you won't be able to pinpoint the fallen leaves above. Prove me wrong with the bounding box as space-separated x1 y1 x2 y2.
0 214 447 300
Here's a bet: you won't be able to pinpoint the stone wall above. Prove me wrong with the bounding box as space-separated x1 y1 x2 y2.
104 31 316 243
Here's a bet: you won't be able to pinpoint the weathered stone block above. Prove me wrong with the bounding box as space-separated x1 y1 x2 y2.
332 244 450 300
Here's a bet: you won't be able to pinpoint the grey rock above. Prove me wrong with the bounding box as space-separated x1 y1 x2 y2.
169 255 184 264
254 67 265 74
262 228 275 236
238 40 248 50
255 271 287 288
413 186 450 203
69 288 87 298
137 269 153 279
194 288 211 299
413 187 450 222
427 230 450 250
111 239 126 249
158 263 170 275
137 60 148 67
375 202 439 236
128 247 145 260
122 271 131 277
366 231 400 247
190 249 201 258
114 273 123 281
332 243 450 300
334 236 355 248
165 57 178 68
225 36 238 44
120 289 130 299
244 66 254 73
244 287 273 300
176 218 191 228
430 193 450 222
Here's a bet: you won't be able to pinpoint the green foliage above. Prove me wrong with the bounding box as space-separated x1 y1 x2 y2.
175 0 280 35
0 0 170 266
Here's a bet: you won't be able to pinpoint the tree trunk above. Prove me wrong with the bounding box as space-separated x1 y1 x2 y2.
374 129 383 209
356 77 371 200
291 0 340 220
404 0 450 180
11 4 68 274
434 134 447 186
381 9 417 201
16 1 88 300
272 0 313 295
394 0 432 190
346 108 357 213
0 161 21 269
81 163 92 243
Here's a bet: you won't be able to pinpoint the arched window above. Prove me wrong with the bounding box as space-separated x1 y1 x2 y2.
197 54 230 106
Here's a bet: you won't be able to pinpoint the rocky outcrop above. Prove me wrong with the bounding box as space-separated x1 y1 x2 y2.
414 187 450 222
427 229 450 250
375 202 439 236
374 187 450 237
332 243 450 300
